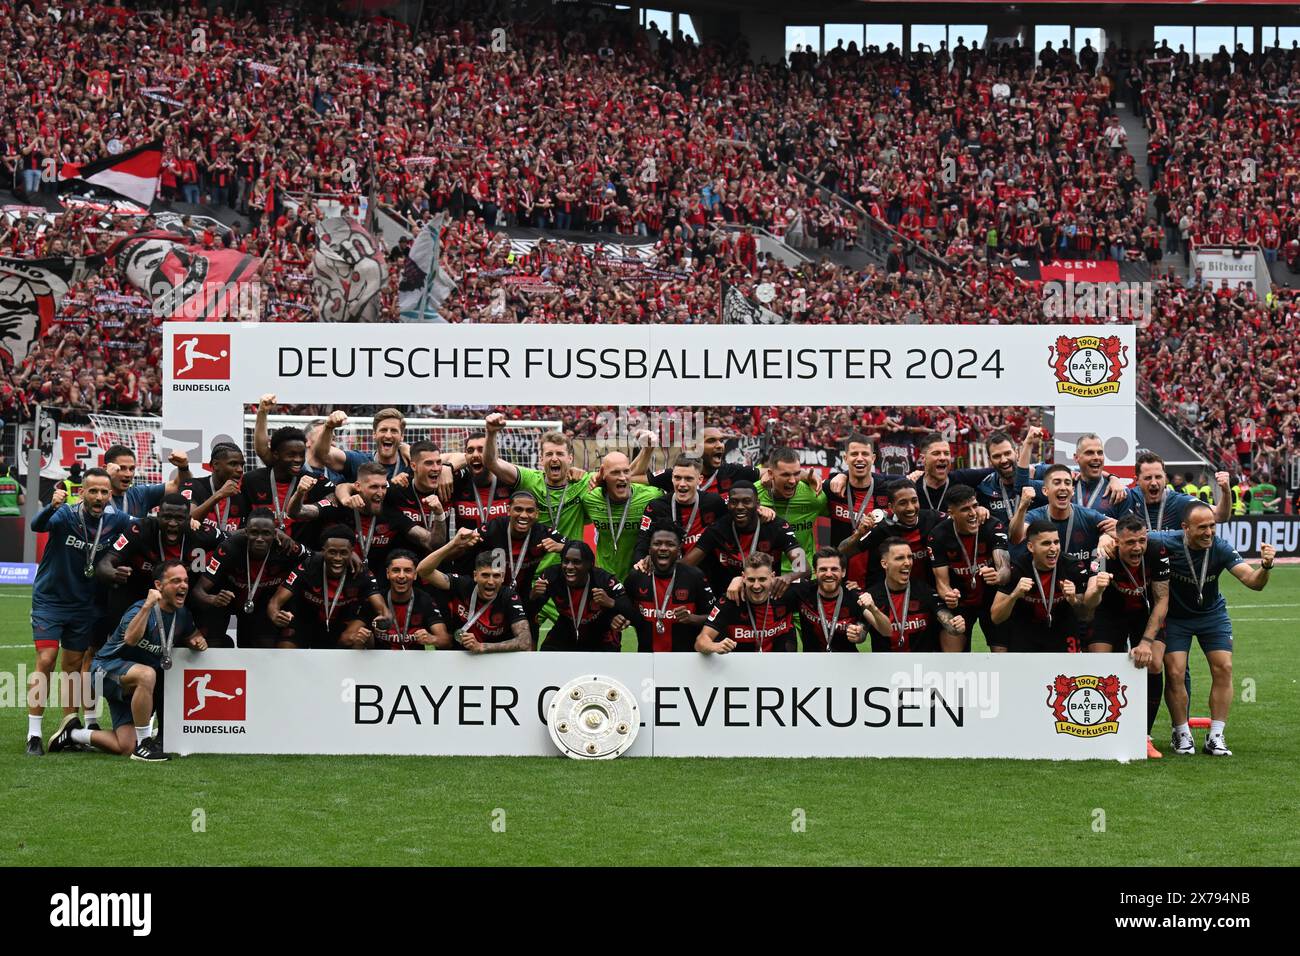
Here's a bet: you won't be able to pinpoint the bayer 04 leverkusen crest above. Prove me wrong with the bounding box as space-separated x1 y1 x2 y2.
1049 335 1127 398
1046 674 1127 738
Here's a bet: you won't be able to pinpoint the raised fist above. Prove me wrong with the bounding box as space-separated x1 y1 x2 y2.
297 474 317 495
258 393 277 412
327 409 348 429
51 487 67 507
485 412 506 433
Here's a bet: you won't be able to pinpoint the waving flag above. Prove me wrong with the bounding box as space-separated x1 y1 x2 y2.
398 214 456 322
59 139 163 209
112 232 262 320
313 217 387 322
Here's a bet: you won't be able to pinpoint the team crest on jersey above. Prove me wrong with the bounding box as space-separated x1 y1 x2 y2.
1046 674 1127 737
674 588 690 601
1049 335 1127 398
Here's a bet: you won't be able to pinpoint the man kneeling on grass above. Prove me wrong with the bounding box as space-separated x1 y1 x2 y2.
48 561 207 762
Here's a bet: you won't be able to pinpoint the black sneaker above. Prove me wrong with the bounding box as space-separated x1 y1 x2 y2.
1202 735 1233 757
25 735 44 757
47 714 82 754
130 737 168 763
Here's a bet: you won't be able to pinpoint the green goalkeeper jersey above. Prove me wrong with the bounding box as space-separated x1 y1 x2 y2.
758 481 826 571
580 483 663 580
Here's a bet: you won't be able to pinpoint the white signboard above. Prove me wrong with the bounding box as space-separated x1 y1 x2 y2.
166 650 1147 761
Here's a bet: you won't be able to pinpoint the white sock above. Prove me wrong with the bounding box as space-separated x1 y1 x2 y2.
27 715 42 738
1210 719 1226 738
135 726 150 746
1174 722 1190 737
70 728 94 746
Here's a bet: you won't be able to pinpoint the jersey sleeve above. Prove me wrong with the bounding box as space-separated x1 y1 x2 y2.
927 526 951 569
355 568 380 598
203 540 235 587
647 468 672 493
1215 537 1245 572
340 449 372 482
998 564 1024 595
774 518 801 555
132 483 166 514
284 559 312 597
501 586 529 626
1151 547 1172 582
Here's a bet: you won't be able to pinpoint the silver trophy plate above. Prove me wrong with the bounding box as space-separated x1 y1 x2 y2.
547 675 640 760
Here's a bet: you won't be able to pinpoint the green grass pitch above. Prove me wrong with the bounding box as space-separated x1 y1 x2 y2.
1 573 1297 866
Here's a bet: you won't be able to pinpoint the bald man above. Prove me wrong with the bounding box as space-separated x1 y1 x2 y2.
581 451 664 579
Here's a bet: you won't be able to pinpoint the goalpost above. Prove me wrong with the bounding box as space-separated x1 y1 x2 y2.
83 412 562 483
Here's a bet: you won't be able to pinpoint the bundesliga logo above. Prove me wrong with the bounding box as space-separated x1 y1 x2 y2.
1048 335 1127 398
173 333 232 381
182 669 247 721
1046 674 1127 738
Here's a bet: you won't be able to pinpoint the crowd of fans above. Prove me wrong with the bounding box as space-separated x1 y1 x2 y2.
2 0 1299 479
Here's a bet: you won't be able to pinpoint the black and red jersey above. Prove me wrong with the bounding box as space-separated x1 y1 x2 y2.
384 480 447 535
439 573 529 646
358 588 443 650
995 554 1090 652
448 467 514 533
825 474 893 545
845 510 944 589
532 565 635 651
787 580 866 652
107 517 224 597
703 594 799 652
633 490 727 559
309 502 418 577
865 581 945 653
691 514 800 597
240 467 334 538
284 555 380 629
927 519 1009 609
1098 545 1171 623
623 563 715 652
202 531 305 608
180 474 248 535
472 515 565 593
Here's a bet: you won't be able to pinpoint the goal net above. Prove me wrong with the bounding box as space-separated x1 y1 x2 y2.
84 413 561 485
246 415 564 470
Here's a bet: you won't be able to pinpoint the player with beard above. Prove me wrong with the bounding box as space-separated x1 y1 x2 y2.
976 428 1045 530
636 426 758 501
1124 452 1230 530
383 440 448 539
470 491 567 598
929 484 1010 651
48 562 208 762
102 444 186 518
991 520 1099 653
530 541 636 652
242 426 338 537
1010 465 1117 578
96 493 224 642
342 551 448 650
26 470 136 755
786 547 869 652
193 510 307 648
696 553 800 653
268 526 386 649
633 456 727 561
417 530 533 652
581 450 663 580
841 480 944 590
482 413 592 561
288 465 438 577
759 446 828 571
1139 503 1274 757
684 481 806 599
624 522 716 652
439 429 517 542
911 432 997 514
313 408 413 482
1090 514 1171 758
860 539 963 652
184 443 247 534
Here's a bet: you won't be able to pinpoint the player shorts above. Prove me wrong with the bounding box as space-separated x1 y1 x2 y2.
958 604 998 652
1163 611 1233 655
1088 613 1163 650
92 657 141 730
31 611 93 652
1002 624 1084 654
284 619 349 650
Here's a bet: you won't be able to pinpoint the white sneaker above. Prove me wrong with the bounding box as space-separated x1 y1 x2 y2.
1171 729 1195 755
1202 735 1233 757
